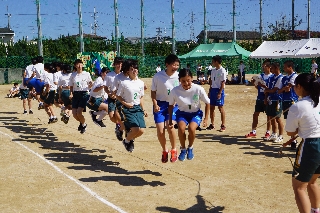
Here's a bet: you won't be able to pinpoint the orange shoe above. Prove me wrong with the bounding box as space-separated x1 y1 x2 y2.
162 151 169 163
170 149 177 163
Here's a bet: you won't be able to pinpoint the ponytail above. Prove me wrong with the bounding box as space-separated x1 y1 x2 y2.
295 73 320 107
310 78 320 107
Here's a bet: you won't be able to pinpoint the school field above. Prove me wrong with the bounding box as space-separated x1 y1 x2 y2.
0 75 299 212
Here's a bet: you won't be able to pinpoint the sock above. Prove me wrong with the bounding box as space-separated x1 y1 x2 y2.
266 130 270 134
164 149 169 152
40 102 43 105
188 146 193 149
311 208 320 213
53 116 57 119
125 138 130 143
29 109 32 111
278 135 283 138
93 111 100 116
97 111 108 121
82 123 86 127
50 116 53 119
252 130 256 134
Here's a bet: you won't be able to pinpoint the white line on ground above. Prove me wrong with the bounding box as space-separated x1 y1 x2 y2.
0 130 127 213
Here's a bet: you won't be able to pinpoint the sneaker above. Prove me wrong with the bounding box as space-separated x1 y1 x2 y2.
122 139 134 152
170 149 177 163
264 132 271 139
80 124 87 134
94 120 106 128
23 110 28 114
187 147 194 160
220 125 226 132
291 140 297 150
115 124 123 141
89 110 97 122
63 115 70 124
38 103 44 110
206 124 214 130
29 110 33 114
78 123 82 131
274 136 283 143
162 151 169 163
265 133 277 141
52 117 58 123
196 126 202 131
48 118 53 124
245 132 256 138
178 149 187 161
60 110 65 116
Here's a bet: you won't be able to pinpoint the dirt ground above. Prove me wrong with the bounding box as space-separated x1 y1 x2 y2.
0 75 300 212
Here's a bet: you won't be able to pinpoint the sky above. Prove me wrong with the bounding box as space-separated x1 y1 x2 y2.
0 0 319 42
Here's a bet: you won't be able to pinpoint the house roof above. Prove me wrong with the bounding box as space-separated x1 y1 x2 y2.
0 27 14 34
197 30 260 40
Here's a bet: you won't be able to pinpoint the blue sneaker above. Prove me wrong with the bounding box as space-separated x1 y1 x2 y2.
178 149 187 161
187 147 194 160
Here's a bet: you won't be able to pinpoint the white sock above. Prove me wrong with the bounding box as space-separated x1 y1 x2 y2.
125 138 130 143
82 123 86 127
266 130 270 134
50 116 53 119
278 135 283 138
97 111 108 121
252 130 256 134
311 208 320 213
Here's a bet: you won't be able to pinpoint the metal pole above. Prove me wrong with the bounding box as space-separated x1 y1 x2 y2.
233 0 236 42
307 0 310 39
204 0 207 44
141 0 145 56
292 0 295 39
36 0 43 56
171 0 175 54
78 0 84 52
114 0 120 56
259 0 263 42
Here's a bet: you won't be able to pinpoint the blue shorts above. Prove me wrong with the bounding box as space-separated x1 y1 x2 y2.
209 88 224 106
176 110 203 126
153 100 178 124
27 78 44 93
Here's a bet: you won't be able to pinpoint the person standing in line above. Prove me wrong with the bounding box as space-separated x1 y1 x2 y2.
207 55 227 132
156 64 161 73
238 60 246 84
311 59 318 77
151 54 180 163
69 59 93 134
285 73 320 213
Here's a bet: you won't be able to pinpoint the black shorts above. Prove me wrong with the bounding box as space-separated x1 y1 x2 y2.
254 100 266 113
266 101 282 117
44 90 55 105
282 101 294 119
20 89 29 100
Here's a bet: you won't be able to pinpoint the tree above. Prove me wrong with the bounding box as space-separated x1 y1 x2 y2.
266 15 302 41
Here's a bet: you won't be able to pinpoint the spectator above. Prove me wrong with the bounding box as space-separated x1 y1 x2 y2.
7 83 20 98
238 60 246 84
231 74 238 84
206 63 213 82
156 64 162 73
311 59 318 77
198 72 206 85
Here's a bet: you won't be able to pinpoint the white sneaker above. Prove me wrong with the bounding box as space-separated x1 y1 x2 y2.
266 133 277 141
274 136 283 143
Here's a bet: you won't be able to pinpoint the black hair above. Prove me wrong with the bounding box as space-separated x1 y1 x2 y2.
62 64 72 74
262 59 271 66
53 62 62 69
240 60 243 63
31 57 37 65
44 63 51 71
14 82 18 86
284 60 295 69
271 62 280 70
114 56 124 65
295 73 320 107
101 67 110 73
212 55 222 64
74 59 83 66
36 56 43 63
178 68 193 80
165 54 180 65
95 67 110 77
122 59 138 74
47 63 57 74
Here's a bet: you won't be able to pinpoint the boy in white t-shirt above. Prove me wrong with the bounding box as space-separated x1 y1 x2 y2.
7 83 20 98
197 72 206 85
156 64 161 73
43 63 58 124
311 59 318 77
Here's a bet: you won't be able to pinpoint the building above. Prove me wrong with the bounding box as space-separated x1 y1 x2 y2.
197 30 260 43
0 27 15 44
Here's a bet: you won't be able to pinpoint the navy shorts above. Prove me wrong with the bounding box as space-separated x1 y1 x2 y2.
44 90 55 105
209 88 224 106
20 89 29 100
176 110 203 126
72 91 89 109
255 99 266 113
153 100 178 124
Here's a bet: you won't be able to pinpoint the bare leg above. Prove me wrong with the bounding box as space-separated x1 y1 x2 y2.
209 105 215 125
166 120 177 150
292 177 311 213
218 106 226 126
156 122 167 151
177 121 187 149
187 122 198 147
308 174 320 210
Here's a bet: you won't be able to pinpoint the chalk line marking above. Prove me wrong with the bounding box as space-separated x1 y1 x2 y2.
0 130 127 213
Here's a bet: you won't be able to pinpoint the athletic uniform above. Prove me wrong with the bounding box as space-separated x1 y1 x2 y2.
255 73 273 113
285 96 320 182
19 83 28 100
53 70 62 103
23 64 34 87
281 72 298 119
265 73 283 117
58 72 72 107
112 73 130 117
209 66 227 106
69 71 92 109
87 76 105 111
103 71 118 113
43 72 58 105
29 63 45 93
151 70 179 123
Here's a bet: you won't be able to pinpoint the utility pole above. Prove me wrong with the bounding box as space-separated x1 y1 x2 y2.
190 11 195 41
36 0 43 56
92 7 98 36
292 0 295 39
259 0 263 42
78 0 84 52
141 0 145 56
233 0 236 42
156 27 162 40
307 0 310 39
5 6 11 29
114 0 120 56
171 0 175 54
204 0 207 44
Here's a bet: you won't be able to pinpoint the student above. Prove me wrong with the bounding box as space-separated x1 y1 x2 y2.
151 54 180 163
156 64 161 73
277 60 298 149
264 62 284 142
245 60 273 138
87 67 110 128
230 74 238 84
285 73 320 213
196 64 202 80
20 82 32 114
53 62 64 114
207 55 227 132
69 59 93 134
116 59 146 152
206 64 213 82
58 64 73 124
104 57 125 140
238 60 246 84
7 83 20 98
43 64 58 124
168 68 210 161
197 72 206 85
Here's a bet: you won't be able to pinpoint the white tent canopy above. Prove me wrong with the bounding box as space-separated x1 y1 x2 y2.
250 38 320 59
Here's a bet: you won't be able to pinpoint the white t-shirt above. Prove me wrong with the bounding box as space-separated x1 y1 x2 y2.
24 64 34 78
103 71 118 91
11 86 20 91
151 70 179 102
311 63 318 74
44 73 58 90
285 96 320 140
207 65 213 71
198 76 206 81
117 78 145 105
168 84 210 113
69 71 92 92
90 76 105 98
274 75 283 89
54 71 62 84
156 67 161 72
58 73 72 88
238 64 246 73
19 83 27 90
111 72 129 92
210 66 227 89
32 63 45 79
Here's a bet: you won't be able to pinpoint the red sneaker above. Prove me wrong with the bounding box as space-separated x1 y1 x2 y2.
245 132 256 138
264 132 271 139
162 151 169 163
170 149 177 163
219 125 226 132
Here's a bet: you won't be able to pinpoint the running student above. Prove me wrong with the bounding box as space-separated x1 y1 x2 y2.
277 60 298 149
43 64 58 124
151 54 180 163
116 59 146 152
168 68 210 161
285 73 320 213
87 67 110 128
245 60 272 138
207 55 227 132
103 57 125 140
69 59 93 134
264 62 284 143
58 64 73 124
53 62 64 114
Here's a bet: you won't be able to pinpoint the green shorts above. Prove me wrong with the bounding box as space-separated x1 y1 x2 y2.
122 105 146 129
72 91 89 110
61 90 72 106
86 97 103 111
20 89 29 100
266 101 282 117
108 97 117 113
254 99 266 113
282 101 294 119
44 90 55 105
293 138 320 182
